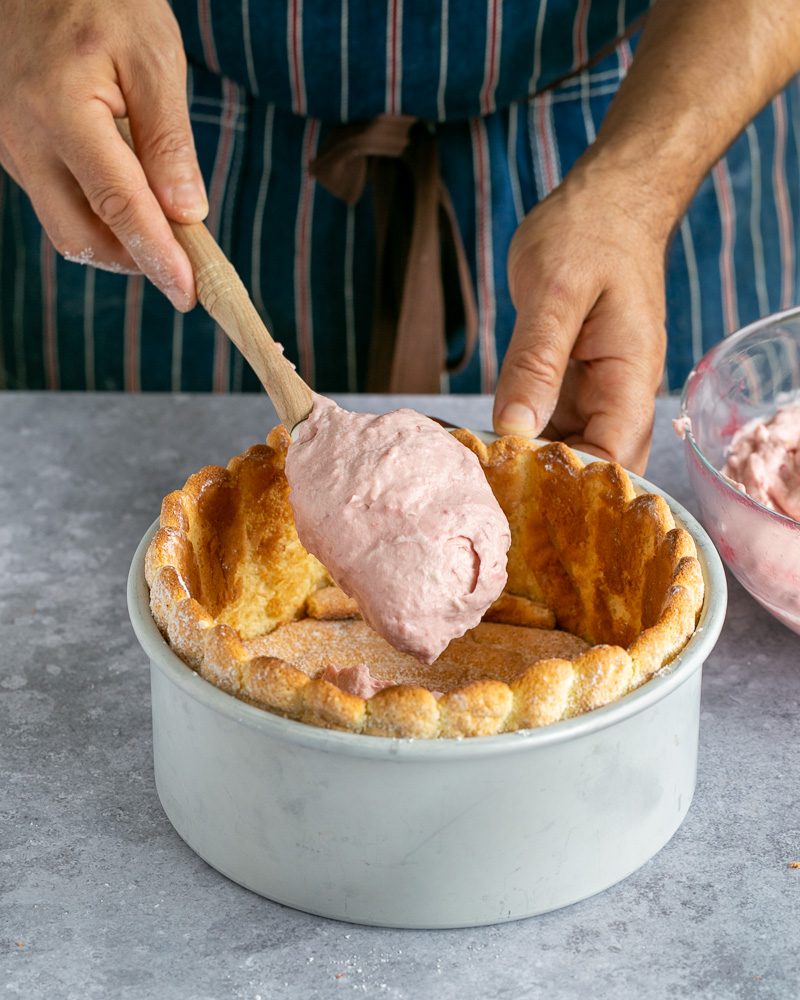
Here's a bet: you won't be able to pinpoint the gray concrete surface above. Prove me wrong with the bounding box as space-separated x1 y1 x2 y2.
1 393 798 1000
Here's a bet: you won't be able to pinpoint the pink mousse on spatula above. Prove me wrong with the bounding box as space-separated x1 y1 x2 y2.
285 395 510 663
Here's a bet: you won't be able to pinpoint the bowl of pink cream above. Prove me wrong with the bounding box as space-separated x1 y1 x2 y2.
678 306 800 634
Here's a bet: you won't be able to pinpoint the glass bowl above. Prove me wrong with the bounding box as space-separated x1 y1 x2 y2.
679 306 800 634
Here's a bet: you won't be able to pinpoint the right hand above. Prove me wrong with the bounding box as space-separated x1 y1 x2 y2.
0 0 206 310
493 161 669 474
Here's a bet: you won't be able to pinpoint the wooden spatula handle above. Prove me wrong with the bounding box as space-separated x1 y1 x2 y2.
170 221 313 428
116 118 313 430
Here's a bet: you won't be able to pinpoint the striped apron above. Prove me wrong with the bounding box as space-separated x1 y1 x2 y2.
1 0 799 392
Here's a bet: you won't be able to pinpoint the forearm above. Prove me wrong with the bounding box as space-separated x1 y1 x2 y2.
577 0 800 240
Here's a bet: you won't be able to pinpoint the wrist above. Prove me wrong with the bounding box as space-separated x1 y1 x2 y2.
558 145 681 251
566 74 724 246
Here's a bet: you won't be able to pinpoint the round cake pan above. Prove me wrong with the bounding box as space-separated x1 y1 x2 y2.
128 461 726 928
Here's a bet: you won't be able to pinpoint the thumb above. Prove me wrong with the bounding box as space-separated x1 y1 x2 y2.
493 304 578 437
125 61 208 224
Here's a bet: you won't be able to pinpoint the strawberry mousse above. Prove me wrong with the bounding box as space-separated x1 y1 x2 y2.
285 396 511 663
722 403 800 521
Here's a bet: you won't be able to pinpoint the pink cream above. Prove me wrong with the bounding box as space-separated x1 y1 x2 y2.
722 403 800 521
285 396 510 663
320 663 444 700
319 663 392 699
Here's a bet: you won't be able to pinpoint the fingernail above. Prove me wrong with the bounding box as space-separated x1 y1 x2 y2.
170 181 208 219
497 401 537 434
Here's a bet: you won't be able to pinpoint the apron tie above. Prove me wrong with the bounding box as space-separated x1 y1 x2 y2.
310 114 477 393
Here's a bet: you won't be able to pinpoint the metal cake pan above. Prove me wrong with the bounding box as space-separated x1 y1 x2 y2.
127 451 727 928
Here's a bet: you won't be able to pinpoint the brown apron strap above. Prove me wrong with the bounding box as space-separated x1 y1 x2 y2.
310 114 478 393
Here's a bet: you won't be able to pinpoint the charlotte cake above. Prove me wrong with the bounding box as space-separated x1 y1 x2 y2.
145 427 704 738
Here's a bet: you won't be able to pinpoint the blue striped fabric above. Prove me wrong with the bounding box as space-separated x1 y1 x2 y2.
173 0 653 121
1 2 799 393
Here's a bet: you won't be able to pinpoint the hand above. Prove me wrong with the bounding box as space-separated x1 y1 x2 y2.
0 0 206 309
493 164 669 474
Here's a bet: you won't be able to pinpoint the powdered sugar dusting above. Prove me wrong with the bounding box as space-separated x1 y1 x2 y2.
245 619 588 694
62 247 137 275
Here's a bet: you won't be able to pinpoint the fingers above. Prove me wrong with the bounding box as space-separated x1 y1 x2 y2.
494 289 662 473
122 42 208 223
57 103 196 310
17 155 138 272
565 357 658 474
493 286 584 437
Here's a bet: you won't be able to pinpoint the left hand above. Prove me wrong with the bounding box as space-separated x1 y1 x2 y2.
492 163 669 474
